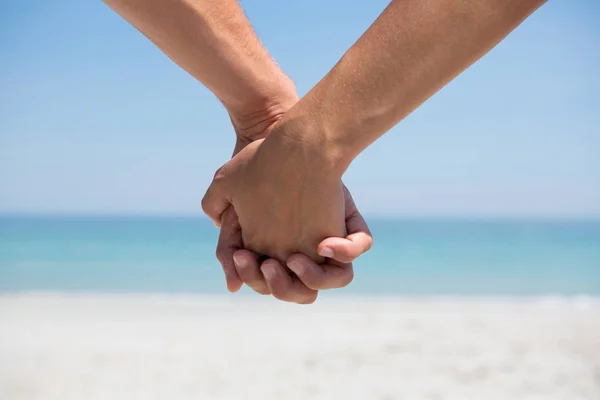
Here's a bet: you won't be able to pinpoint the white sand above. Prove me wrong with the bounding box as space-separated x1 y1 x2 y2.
1 294 599 400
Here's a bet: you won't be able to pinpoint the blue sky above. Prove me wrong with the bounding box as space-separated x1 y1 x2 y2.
1 0 599 217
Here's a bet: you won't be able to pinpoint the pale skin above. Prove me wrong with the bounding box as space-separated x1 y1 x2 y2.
103 0 373 303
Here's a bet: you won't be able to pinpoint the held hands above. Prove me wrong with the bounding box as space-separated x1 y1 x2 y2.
204 99 372 304
203 136 347 262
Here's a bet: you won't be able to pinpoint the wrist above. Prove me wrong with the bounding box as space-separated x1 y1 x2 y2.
266 111 355 180
228 76 298 142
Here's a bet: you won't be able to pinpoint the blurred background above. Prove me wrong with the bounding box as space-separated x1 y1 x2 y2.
1 1 599 399
1 0 598 295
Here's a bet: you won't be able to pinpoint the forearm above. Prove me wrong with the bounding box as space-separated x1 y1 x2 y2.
280 0 546 173
103 0 296 125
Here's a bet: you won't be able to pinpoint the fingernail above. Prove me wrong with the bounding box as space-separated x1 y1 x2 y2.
319 247 334 258
287 260 305 276
233 253 246 269
261 264 276 280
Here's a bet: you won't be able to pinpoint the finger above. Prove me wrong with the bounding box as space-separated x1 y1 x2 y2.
216 207 244 293
260 260 318 304
287 253 354 290
201 167 230 228
317 186 373 263
233 249 271 295
317 232 373 264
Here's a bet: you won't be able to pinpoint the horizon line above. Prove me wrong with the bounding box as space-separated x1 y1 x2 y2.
1 212 599 222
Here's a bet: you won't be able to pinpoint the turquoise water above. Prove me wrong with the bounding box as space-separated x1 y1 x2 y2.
1 216 599 295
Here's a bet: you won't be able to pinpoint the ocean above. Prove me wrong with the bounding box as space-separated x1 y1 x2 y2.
1 216 599 295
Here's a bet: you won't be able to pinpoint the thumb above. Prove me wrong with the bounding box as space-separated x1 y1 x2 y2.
317 232 373 264
317 185 373 263
201 167 231 228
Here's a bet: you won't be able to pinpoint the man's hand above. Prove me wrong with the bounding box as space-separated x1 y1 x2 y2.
203 135 345 261
218 96 373 302
203 125 372 303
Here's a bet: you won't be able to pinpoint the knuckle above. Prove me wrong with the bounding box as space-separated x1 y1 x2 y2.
240 271 263 286
235 262 262 283
213 166 224 181
339 267 355 288
243 274 270 294
269 285 291 302
270 289 287 301
297 293 318 305
201 194 212 216
215 246 229 265
299 273 321 290
251 286 271 296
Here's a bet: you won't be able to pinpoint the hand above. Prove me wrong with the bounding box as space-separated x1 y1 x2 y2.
203 130 372 303
203 136 346 262
224 185 372 304
220 89 372 302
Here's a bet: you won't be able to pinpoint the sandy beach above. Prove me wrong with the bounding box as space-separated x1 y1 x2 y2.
1 294 599 400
